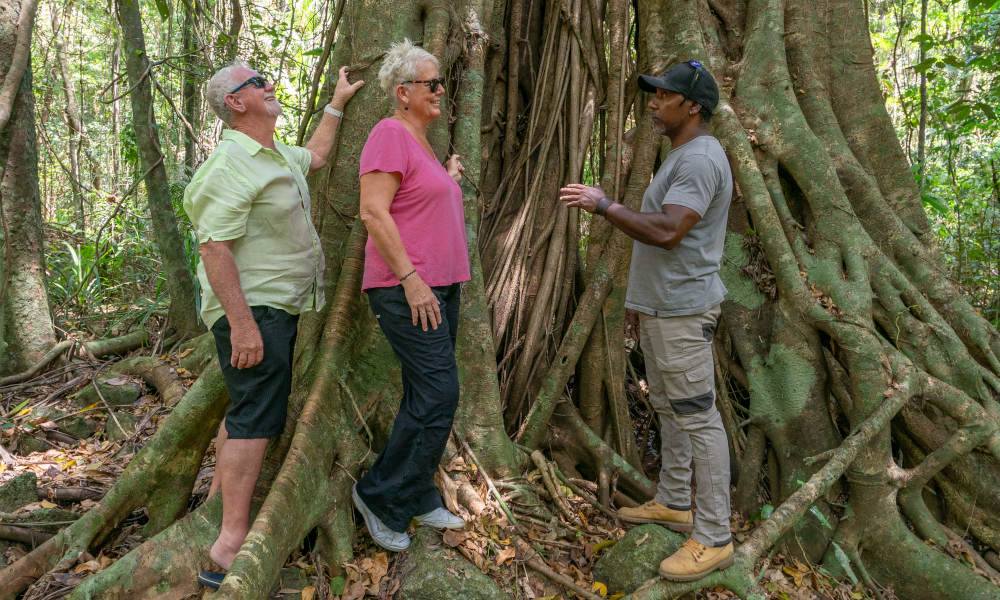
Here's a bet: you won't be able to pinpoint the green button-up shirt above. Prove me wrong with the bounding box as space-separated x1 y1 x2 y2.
183 129 325 328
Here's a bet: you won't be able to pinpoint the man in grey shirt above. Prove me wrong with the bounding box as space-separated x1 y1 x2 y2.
560 60 733 581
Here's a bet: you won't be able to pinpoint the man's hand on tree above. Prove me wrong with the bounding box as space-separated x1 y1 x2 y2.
330 66 365 111
230 320 264 369
559 183 606 213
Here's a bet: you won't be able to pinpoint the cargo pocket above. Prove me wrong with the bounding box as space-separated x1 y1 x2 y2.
656 353 714 415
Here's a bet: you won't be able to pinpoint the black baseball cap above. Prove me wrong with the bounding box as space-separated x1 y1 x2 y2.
638 60 719 114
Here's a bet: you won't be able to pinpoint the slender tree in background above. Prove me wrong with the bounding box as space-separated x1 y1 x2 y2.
115 0 202 337
51 5 87 231
0 0 55 376
1 0 999 599
181 0 201 174
917 0 928 189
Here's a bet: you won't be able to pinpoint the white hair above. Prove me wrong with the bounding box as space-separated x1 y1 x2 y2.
206 60 251 125
378 39 439 103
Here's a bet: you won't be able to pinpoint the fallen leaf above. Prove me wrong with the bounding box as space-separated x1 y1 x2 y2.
495 547 516 565
177 348 194 359
51 573 84 586
370 552 389 585
593 581 608 595
342 580 365 600
635 533 649 547
299 586 315 600
73 560 102 574
443 528 469 547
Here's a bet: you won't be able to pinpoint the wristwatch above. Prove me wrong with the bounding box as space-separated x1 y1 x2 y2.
595 197 614 216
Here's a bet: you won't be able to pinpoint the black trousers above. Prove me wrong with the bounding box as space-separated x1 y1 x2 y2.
356 283 461 532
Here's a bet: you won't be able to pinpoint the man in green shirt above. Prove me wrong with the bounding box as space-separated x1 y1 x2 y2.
183 61 362 588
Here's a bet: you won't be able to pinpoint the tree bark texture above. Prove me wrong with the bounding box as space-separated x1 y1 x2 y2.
0 0 55 376
115 0 202 338
1 0 998 599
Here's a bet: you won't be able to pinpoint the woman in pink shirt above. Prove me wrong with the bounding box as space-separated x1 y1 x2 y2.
353 39 470 552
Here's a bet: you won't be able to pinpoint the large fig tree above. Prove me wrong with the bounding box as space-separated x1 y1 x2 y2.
2 0 999 598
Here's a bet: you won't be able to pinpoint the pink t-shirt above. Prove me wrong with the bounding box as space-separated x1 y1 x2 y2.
360 118 471 291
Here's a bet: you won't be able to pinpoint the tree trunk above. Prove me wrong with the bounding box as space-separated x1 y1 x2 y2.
115 0 202 338
0 0 55 376
181 0 200 174
2 1 998 599
52 8 86 231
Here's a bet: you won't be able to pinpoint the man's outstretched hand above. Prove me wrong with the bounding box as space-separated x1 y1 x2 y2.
559 183 606 213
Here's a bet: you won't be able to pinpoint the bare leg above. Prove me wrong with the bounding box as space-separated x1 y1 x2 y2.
209 435 269 570
207 419 228 499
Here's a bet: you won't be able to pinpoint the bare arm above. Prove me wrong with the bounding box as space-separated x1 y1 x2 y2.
304 66 364 173
559 184 700 249
199 239 262 369
359 171 442 331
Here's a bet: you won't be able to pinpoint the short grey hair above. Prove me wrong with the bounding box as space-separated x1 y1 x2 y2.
206 60 251 125
378 39 439 103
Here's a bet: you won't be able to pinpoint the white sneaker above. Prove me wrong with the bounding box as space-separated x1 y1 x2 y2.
352 485 411 551
416 507 466 529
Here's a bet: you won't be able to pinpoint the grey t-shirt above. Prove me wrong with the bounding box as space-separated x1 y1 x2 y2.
625 135 732 317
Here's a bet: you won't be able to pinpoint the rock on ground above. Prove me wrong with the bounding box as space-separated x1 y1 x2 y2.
398 528 508 600
0 471 37 512
104 411 139 442
72 377 143 408
592 524 685 595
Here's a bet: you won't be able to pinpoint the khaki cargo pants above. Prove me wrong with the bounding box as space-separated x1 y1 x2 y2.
639 304 732 547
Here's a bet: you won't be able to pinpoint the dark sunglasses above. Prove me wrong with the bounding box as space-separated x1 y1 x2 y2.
229 76 268 94
686 61 703 97
403 78 446 93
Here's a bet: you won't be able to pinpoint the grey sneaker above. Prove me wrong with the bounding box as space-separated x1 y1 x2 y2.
352 485 410 551
416 507 466 529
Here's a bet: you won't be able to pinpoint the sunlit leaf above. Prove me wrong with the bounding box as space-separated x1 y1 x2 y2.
922 192 949 215
154 0 170 20
941 54 965 68
976 102 997 120
911 58 937 73
809 505 832 529
831 541 859 586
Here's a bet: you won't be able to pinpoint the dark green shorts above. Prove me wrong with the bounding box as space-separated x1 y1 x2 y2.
210 306 299 439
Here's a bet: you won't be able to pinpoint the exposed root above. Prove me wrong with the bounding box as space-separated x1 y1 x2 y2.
0 365 227 599
0 329 149 386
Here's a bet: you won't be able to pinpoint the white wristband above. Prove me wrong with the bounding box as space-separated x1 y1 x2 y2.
324 105 344 119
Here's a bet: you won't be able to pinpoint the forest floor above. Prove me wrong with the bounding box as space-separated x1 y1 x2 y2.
0 344 884 600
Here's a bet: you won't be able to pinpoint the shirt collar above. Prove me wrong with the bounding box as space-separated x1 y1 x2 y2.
222 129 268 156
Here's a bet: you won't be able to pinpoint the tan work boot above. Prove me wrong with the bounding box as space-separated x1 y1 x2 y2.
617 500 694 533
659 538 734 581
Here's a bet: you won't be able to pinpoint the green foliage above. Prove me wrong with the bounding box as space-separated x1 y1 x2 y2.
31 0 338 332
871 0 1000 325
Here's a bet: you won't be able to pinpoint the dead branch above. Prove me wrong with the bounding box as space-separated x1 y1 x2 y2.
0 525 52 547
